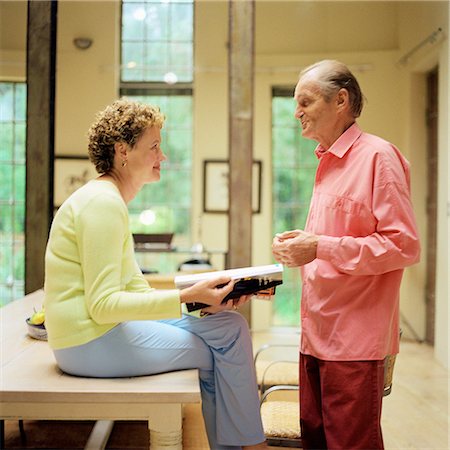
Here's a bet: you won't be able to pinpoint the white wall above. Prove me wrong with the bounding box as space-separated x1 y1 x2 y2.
193 1 229 254
55 1 120 155
397 1 449 368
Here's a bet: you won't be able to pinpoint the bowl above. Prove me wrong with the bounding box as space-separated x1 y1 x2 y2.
26 318 48 341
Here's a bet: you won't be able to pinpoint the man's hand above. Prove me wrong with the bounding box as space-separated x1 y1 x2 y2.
272 229 319 267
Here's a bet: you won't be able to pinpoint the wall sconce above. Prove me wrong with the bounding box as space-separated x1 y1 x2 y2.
73 37 93 50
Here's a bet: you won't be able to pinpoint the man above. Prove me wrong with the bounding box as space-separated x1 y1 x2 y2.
272 60 420 450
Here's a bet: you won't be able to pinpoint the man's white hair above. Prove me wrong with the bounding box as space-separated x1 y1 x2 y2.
299 60 364 118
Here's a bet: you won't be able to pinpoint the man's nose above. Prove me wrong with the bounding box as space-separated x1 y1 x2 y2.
295 109 304 119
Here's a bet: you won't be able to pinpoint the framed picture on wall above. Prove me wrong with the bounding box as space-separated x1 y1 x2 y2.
203 159 262 213
54 156 97 207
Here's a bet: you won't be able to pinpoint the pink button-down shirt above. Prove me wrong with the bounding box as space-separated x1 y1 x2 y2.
301 123 420 361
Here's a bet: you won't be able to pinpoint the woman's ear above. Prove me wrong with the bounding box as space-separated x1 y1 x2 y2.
114 142 128 159
114 142 129 168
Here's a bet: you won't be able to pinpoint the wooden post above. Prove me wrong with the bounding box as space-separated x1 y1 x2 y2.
25 0 57 294
425 68 438 345
228 0 255 323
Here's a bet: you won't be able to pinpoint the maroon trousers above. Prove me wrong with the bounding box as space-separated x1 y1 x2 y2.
299 353 385 450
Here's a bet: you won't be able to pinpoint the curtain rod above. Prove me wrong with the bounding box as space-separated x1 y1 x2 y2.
397 27 444 66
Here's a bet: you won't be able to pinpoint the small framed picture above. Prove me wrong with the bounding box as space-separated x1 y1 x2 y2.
54 156 98 206
203 159 262 213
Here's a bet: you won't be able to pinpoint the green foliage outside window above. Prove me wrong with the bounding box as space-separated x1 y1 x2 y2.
0 82 26 305
271 94 318 327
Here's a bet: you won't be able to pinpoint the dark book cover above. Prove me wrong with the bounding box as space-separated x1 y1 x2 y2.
175 264 283 312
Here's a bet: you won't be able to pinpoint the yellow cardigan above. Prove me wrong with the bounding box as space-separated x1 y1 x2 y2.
44 179 181 350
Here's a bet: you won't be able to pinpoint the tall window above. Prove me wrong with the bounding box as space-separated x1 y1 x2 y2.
271 89 318 326
122 0 193 83
121 0 194 259
0 82 26 305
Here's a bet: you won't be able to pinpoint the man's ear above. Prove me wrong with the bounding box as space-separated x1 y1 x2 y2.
336 88 349 111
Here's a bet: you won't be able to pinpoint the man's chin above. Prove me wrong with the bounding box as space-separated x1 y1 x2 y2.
146 174 161 184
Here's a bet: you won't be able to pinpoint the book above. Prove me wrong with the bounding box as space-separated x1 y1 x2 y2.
175 264 283 312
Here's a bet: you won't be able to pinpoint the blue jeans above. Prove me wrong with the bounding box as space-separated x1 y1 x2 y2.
54 311 265 449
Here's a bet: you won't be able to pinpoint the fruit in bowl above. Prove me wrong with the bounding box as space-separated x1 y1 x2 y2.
29 308 45 325
26 307 47 340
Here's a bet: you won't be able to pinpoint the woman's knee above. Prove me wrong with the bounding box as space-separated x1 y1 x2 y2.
217 311 251 343
219 310 248 326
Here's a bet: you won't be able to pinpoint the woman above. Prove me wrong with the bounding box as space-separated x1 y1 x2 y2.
44 99 267 449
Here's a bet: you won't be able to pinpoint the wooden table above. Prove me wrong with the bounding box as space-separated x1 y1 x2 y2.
0 290 201 450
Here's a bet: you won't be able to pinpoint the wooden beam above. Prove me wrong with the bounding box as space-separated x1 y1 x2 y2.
228 0 255 323
25 0 57 294
425 68 438 345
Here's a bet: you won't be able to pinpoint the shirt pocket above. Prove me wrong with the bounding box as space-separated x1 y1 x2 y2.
314 192 376 237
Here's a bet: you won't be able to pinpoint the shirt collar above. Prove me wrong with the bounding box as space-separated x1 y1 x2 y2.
314 123 362 159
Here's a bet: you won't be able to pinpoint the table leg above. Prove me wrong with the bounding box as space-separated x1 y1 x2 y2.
84 420 114 450
148 404 183 450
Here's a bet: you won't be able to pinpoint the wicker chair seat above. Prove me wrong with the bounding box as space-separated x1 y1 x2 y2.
261 400 300 439
256 360 298 387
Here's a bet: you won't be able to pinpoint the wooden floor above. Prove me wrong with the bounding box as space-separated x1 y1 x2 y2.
381 340 449 450
4 337 449 449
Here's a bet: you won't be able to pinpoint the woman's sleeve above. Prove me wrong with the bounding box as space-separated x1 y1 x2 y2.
75 194 181 324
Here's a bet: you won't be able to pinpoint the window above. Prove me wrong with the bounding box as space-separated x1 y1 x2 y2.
0 82 26 305
271 89 318 327
121 0 194 264
121 0 193 83
122 92 193 243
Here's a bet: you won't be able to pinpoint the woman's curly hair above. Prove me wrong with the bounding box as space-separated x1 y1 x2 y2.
87 99 165 174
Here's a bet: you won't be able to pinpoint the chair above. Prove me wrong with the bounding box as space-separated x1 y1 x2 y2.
255 340 398 397
383 353 397 396
254 344 298 396
260 384 302 448
256 342 398 447
254 344 301 447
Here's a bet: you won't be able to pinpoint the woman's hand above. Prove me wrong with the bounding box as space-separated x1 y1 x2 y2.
179 275 235 307
201 294 252 315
